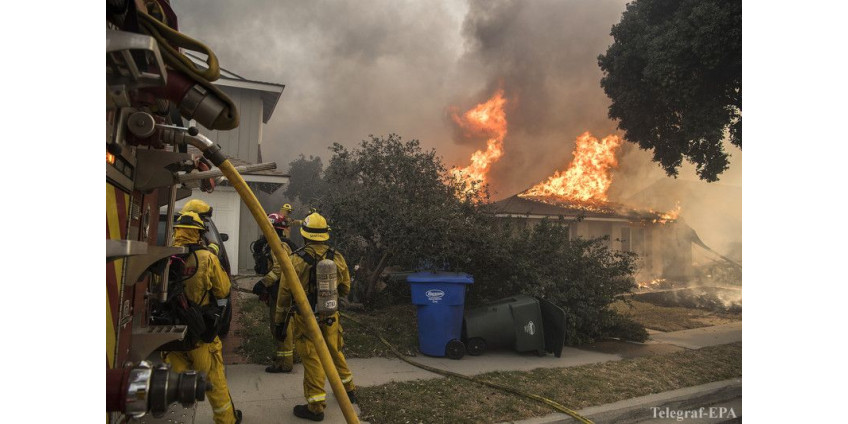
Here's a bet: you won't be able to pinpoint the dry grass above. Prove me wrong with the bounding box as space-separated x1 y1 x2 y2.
611 299 741 332
234 296 278 364
235 300 420 362
358 342 742 424
341 304 420 358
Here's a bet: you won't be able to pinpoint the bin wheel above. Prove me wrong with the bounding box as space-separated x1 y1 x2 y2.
467 338 486 356
445 339 465 360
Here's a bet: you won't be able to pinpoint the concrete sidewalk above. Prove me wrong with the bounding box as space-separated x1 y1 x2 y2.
193 321 741 423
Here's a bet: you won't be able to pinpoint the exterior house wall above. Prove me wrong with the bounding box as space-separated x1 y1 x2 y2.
187 84 287 275
658 223 694 281
495 215 673 282
586 221 613 248
198 86 264 163
572 221 589 239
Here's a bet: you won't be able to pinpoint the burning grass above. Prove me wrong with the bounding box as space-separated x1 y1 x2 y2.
357 342 742 424
612 298 741 332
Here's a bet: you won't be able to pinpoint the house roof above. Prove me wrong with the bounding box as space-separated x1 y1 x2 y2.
185 51 285 124
489 194 665 222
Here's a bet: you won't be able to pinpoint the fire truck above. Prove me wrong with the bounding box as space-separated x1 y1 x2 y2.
106 1 240 421
106 2 360 422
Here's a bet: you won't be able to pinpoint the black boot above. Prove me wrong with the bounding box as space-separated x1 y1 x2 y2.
293 404 324 422
265 363 292 373
234 409 243 424
346 390 358 404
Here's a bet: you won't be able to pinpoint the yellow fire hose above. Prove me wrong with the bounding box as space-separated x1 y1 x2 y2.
222 161 360 423
175 130 359 423
172 127 582 424
340 312 594 424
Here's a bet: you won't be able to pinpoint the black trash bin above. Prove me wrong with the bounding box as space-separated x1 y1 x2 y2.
463 294 566 357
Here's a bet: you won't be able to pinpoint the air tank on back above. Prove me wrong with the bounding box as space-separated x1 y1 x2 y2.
316 257 338 314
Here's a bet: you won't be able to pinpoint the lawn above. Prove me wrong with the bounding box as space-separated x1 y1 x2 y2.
357 342 742 424
235 297 420 363
611 298 741 332
233 291 742 423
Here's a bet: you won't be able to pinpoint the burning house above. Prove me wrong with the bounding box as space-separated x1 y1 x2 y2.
492 132 694 281
489 194 693 283
450 92 734 286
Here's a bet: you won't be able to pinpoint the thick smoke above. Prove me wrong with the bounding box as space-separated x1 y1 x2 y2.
456 0 741 258
170 0 473 168
170 0 741 257
454 0 629 198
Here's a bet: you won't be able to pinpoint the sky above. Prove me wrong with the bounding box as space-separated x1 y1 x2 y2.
170 0 742 250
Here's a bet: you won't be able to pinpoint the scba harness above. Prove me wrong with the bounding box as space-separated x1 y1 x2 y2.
152 244 231 350
251 235 298 275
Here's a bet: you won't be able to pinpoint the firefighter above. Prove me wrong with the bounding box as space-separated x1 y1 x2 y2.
251 213 296 373
163 212 242 424
180 199 220 255
278 203 302 239
274 212 356 422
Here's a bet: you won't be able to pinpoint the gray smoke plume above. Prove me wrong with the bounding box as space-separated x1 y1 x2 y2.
170 0 741 257
171 0 473 170
453 0 630 198
454 0 740 259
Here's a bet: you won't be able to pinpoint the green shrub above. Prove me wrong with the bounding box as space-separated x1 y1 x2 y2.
461 220 641 345
285 135 644 345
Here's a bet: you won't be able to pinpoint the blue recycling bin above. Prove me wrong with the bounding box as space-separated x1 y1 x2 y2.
408 272 474 359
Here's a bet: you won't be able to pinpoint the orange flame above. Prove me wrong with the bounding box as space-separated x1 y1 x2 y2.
451 90 508 188
520 132 622 202
660 202 682 221
637 278 667 290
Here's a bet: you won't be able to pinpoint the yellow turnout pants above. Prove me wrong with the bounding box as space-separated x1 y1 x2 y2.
164 337 236 424
293 312 355 414
269 293 294 369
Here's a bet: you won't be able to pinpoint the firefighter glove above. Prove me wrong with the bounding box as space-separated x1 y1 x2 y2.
252 281 269 304
274 322 288 342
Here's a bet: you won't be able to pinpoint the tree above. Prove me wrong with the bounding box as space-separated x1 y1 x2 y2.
598 0 741 181
286 134 489 303
286 134 644 343
284 155 326 205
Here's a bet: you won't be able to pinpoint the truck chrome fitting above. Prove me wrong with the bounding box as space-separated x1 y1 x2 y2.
107 361 209 418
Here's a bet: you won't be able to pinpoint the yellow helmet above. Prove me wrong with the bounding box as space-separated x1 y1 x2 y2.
280 203 293 213
181 199 213 220
300 212 330 242
174 211 206 230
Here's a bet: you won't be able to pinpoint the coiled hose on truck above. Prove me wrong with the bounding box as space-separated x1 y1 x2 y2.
137 4 240 130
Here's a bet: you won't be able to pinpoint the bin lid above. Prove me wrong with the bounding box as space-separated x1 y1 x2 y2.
537 297 567 358
407 272 474 284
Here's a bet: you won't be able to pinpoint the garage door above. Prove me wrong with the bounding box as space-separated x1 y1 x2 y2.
174 188 241 272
